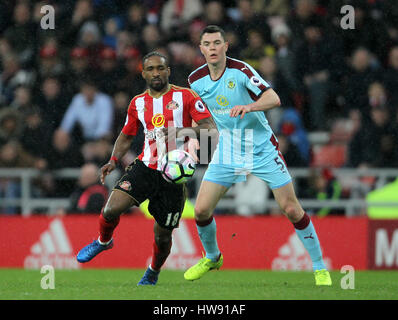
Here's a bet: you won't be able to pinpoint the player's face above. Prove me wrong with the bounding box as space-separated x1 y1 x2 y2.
142 56 170 92
200 32 228 66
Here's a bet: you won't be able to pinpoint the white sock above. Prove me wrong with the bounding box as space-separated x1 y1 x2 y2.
98 237 112 246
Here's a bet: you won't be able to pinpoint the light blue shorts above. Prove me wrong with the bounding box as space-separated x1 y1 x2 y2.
203 149 292 190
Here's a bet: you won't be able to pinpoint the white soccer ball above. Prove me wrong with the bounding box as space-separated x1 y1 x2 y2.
160 149 196 184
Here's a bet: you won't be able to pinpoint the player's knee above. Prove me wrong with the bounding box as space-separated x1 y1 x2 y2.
282 203 302 222
102 204 120 222
194 203 212 220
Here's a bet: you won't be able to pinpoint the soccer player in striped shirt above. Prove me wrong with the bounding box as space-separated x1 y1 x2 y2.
183 25 331 286
76 52 215 286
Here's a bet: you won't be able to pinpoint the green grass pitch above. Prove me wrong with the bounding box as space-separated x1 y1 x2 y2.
1 269 398 300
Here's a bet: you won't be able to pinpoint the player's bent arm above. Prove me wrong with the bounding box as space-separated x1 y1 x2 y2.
109 132 135 164
230 88 281 118
250 88 281 112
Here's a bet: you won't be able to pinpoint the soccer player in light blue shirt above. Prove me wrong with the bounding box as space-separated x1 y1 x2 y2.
184 25 331 286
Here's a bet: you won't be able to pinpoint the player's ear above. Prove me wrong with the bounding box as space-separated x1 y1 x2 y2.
224 41 229 53
167 66 171 77
199 44 204 56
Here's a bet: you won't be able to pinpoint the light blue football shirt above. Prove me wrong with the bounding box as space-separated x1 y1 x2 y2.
188 57 276 166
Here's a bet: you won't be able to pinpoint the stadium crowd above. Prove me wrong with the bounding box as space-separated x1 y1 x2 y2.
1 0 398 214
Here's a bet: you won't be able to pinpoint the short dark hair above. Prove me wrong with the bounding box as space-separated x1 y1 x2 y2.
200 25 226 42
142 51 169 67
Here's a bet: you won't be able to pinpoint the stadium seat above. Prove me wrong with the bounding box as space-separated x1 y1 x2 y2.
311 144 347 168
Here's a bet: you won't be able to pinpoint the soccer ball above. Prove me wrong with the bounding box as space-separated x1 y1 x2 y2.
161 149 196 184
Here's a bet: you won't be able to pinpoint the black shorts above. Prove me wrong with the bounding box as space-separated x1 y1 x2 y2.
114 159 186 230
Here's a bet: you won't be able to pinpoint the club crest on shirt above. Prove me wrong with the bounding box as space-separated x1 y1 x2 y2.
166 100 180 110
119 180 131 191
226 78 236 89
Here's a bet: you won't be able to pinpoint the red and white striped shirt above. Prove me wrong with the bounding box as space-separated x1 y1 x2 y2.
122 84 211 170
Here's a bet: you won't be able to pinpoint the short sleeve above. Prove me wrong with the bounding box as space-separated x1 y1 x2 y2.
242 63 271 97
121 99 139 136
189 95 212 123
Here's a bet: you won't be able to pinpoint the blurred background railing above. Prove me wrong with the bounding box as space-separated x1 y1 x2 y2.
1 167 397 217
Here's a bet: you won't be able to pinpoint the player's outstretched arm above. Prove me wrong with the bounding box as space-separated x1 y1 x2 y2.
100 132 135 184
230 88 281 119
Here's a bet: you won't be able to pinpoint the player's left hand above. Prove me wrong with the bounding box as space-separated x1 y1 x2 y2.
230 105 252 119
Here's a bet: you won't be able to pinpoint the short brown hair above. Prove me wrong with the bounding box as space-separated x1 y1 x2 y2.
200 25 226 42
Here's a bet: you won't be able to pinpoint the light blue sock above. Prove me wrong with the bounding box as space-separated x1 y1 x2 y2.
295 220 326 271
197 219 220 262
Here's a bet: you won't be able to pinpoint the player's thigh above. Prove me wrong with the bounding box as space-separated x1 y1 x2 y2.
113 158 158 205
148 183 186 230
271 182 304 223
195 180 229 218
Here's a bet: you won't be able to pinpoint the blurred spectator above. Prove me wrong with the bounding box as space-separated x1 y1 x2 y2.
0 108 23 145
0 54 35 106
141 24 164 54
383 46 398 108
64 47 93 97
62 163 108 214
37 45 65 81
56 77 114 147
344 47 381 118
97 47 122 96
241 29 275 70
160 0 203 40
102 16 123 49
188 19 206 47
304 168 343 217
348 105 398 168
19 106 51 163
202 1 231 31
9 86 36 117
223 28 241 59
235 0 272 48
115 31 137 58
287 0 321 48
36 76 70 131
168 43 199 86
125 2 148 42
277 107 310 163
365 82 391 121
252 0 290 17
258 56 293 112
62 0 96 48
2 1 36 67
277 134 308 168
48 128 84 170
77 21 103 69
118 47 146 97
295 21 331 130
271 24 303 110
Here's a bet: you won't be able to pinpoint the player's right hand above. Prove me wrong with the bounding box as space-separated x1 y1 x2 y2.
187 138 200 163
100 162 116 185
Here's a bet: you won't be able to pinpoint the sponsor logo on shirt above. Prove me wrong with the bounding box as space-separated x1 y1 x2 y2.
152 113 165 127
